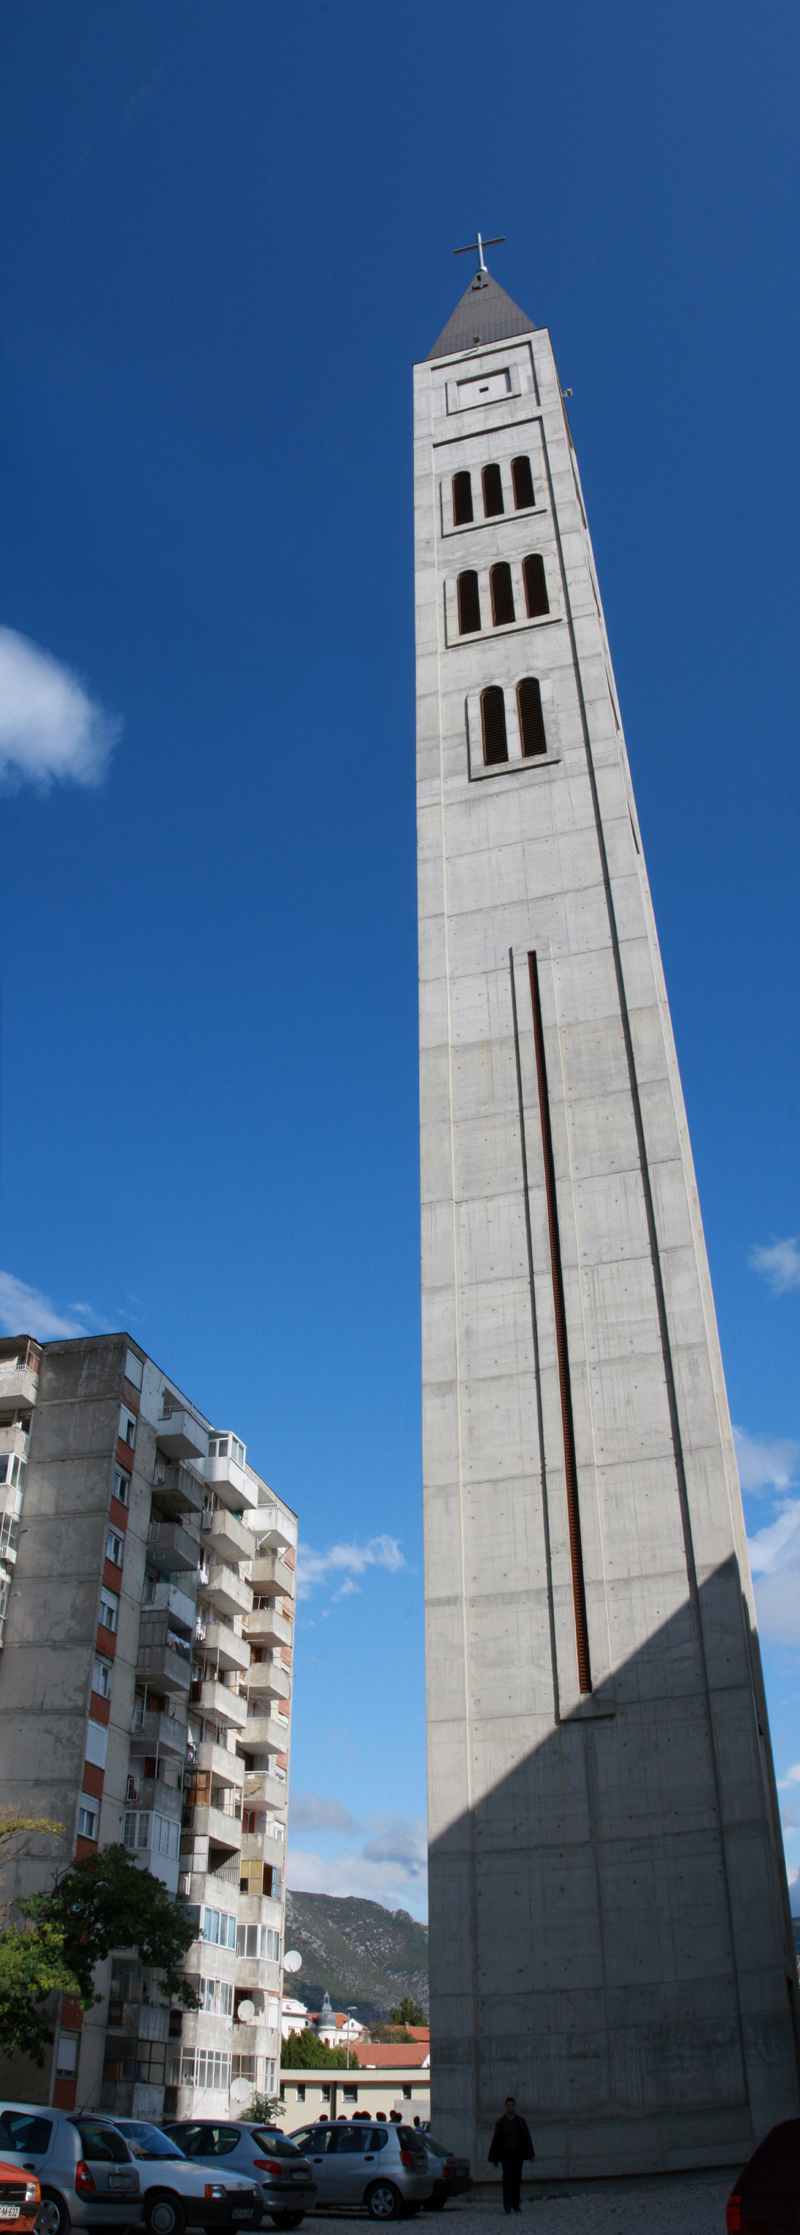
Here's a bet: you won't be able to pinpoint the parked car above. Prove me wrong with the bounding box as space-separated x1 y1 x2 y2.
0 2156 40 2235
163 2124 316 2230
416 2135 471 2210
110 2123 261 2235
726 2119 800 2233
0 2106 142 2235
288 2121 433 2221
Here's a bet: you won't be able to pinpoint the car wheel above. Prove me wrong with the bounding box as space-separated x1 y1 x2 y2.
366 2184 402 2222
269 2217 306 2229
144 2194 187 2235
38 2196 69 2235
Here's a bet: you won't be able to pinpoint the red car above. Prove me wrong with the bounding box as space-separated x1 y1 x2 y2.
727 2119 800 2232
0 2160 40 2234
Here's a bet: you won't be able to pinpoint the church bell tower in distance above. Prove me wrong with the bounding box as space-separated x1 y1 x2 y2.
414 244 800 2182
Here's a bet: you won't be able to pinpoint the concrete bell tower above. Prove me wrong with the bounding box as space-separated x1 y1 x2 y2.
414 252 800 2183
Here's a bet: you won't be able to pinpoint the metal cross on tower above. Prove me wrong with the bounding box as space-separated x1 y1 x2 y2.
454 230 505 272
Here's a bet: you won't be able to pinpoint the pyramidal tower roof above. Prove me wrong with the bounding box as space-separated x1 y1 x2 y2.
427 268 535 360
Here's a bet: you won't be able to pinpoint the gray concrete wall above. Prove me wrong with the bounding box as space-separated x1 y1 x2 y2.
414 314 800 2179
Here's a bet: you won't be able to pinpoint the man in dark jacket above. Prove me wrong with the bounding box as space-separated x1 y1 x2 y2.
488 2097 535 2213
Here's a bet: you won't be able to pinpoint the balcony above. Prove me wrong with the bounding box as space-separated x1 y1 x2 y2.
147 1518 201 1576
241 1710 289 1751
152 1462 205 1523
156 1406 207 1462
244 1605 292 1649
130 1707 188 1759
0 1423 30 1477
247 1658 290 1703
235 1956 281 1995
199 1563 252 1622
201 1508 253 1565
249 1551 294 1599
197 1619 250 1675
243 1768 287 1809
0 1358 39 1415
183 1802 242 1852
198 1740 244 1789
143 1579 196 1630
126 1776 182 1820
251 1505 294 1554
191 1677 247 1729
204 1448 258 1514
136 1622 193 1696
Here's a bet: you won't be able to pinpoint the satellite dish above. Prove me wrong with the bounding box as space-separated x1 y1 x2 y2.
230 2079 251 2104
237 1998 255 2023
283 1950 302 1974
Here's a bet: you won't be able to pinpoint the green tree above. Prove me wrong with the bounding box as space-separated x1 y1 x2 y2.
0 1922 80 2065
388 1997 425 2027
23 1845 198 2006
248 2090 282 2125
281 2029 359 2070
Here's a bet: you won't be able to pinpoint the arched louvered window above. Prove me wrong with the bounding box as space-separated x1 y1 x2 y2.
457 572 481 635
482 463 504 518
490 563 515 627
517 678 547 758
481 687 508 766
511 456 535 510
523 554 549 617
453 472 473 526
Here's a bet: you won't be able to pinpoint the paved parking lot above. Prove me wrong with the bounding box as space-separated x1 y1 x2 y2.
304 2176 731 2234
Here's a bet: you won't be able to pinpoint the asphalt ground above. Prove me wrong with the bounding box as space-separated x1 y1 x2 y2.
302 2178 732 2233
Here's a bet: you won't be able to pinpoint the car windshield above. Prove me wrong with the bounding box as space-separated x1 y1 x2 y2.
116 2126 186 2160
250 2132 303 2159
0 2114 53 2155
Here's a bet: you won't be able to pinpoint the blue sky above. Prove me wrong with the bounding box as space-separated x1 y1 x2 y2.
0 0 798 1921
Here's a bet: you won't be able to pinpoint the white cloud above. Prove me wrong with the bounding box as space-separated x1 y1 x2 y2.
297 1534 406 1600
734 1425 799 1494
747 1498 800 1645
778 1764 800 1791
0 1271 98 1342
287 1813 427 1913
289 1792 364 1837
0 626 119 793
750 1238 800 1296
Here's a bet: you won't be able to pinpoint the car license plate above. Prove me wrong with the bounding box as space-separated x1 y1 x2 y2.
0 2208 20 2219
231 2211 252 2220
107 2178 129 2190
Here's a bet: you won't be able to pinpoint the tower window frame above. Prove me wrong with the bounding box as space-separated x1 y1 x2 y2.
517 677 548 758
452 471 473 526
457 571 481 636
482 463 504 518
490 563 515 628
511 455 536 510
523 553 549 618
481 687 508 767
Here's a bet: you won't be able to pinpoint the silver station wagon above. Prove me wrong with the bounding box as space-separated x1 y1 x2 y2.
0 2106 142 2235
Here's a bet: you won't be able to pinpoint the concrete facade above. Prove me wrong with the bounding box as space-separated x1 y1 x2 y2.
0 1332 296 2121
414 267 800 2180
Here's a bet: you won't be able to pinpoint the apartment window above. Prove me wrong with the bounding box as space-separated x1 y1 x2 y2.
296 2085 306 2104
199 1976 234 2016
180 2050 232 2092
517 677 548 757
523 553 549 617
482 462 504 517
113 1471 129 1507
123 1811 179 1859
106 1528 124 1568
93 1656 113 1700
452 471 473 525
235 1923 281 1961
457 571 481 635
490 562 514 626
481 687 508 767
343 2086 358 2103
99 1588 119 1634
78 1804 98 1841
119 1407 137 1450
512 455 535 509
402 2087 412 2101
202 1906 236 1948
56 2035 79 2078
124 1348 143 1391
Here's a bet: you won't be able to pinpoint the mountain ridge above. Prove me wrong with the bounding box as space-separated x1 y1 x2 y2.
283 1890 429 2025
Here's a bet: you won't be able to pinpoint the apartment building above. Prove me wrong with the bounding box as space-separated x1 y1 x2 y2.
0 1330 296 2122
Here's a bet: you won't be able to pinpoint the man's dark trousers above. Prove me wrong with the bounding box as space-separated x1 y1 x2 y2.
501 2163 522 2213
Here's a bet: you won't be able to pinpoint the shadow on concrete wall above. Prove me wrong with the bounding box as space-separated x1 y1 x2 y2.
428 1559 800 2184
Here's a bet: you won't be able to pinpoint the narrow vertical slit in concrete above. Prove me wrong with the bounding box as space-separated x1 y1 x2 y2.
528 950 592 1695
